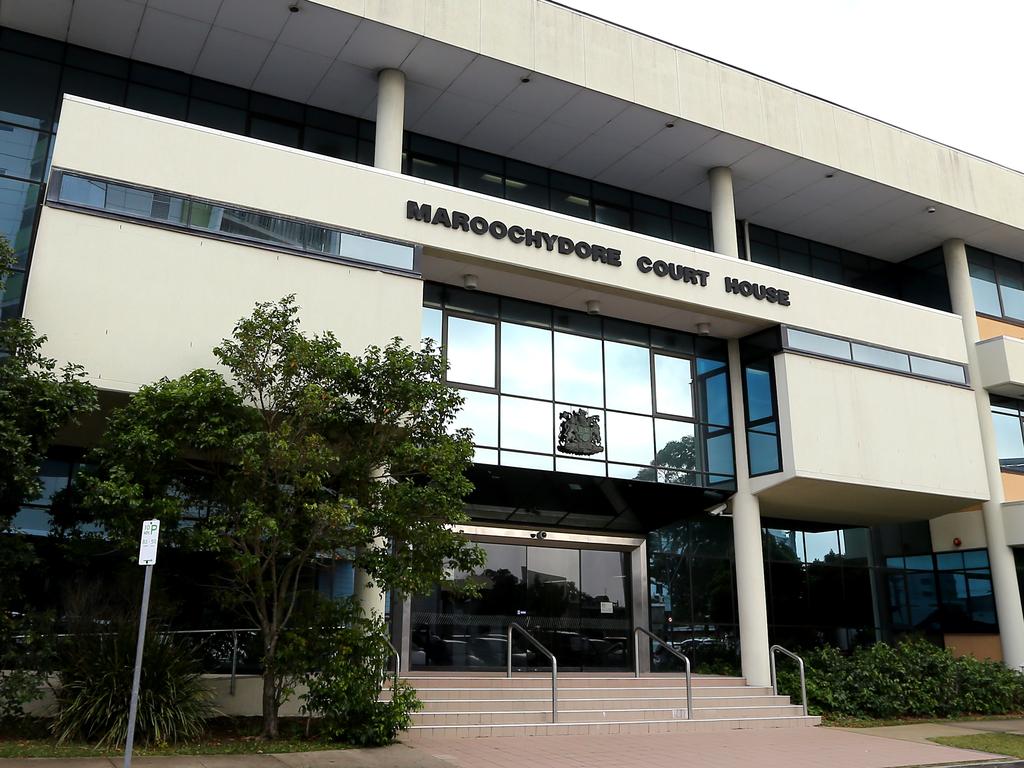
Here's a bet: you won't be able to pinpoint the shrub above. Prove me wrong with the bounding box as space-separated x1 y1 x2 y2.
775 638 1024 719
283 598 421 747
51 625 215 747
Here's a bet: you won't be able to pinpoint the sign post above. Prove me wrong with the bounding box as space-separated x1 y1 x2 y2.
124 519 159 768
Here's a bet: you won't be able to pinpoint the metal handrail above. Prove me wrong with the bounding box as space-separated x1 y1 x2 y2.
385 638 402 679
769 644 808 716
506 622 558 723
633 627 692 719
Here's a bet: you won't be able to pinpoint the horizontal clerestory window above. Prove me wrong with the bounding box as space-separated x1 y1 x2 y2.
48 170 417 273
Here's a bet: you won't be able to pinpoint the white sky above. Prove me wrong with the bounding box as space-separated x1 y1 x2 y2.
561 0 1024 172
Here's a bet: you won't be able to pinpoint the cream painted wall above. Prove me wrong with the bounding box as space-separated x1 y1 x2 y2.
23 209 423 392
47 97 969 363
930 509 988 552
762 353 988 503
311 0 1024 235
1002 502 1024 547
976 335 1024 395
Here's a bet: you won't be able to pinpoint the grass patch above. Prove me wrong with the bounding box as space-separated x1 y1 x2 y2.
0 717 348 759
931 732 1024 758
823 712 1024 728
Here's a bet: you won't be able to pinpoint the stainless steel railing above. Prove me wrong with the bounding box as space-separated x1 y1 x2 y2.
633 626 693 719
769 644 808 716
385 638 402 678
506 622 558 723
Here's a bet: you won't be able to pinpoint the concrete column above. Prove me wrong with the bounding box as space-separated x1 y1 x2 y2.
708 166 739 259
944 238 1024 670
727 338 772 686
373 68 405 173
355 536 387 619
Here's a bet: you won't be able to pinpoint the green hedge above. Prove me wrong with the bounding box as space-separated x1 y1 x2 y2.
775 638 1024 719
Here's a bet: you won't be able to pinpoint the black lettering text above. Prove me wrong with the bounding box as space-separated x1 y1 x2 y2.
407 200 431 222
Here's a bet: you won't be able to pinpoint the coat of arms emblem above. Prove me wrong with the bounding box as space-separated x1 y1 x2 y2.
557 408 603 456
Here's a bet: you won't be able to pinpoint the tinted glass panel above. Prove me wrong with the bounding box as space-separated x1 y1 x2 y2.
908 356 966 384
0 177 39 268
0 52 59 129
554 332 603 407
446 317 495 388
744 366 773 422
969 262 1002 316
993 410 1024 470
501 322 552 399
421 307 442 349
851 343 911 372
452 390 498 446
604 341 651 414
0 123 50 181
605 411 653 465
654 419 696 470
748 429 780 475
654 355 693 417
701 371 730 426
786 329 852 359
501 396 552 453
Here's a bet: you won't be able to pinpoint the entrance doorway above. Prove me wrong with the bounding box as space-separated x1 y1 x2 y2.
411 539 633 671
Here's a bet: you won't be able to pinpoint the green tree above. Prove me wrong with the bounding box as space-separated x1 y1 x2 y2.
0 235 97 719
83 295 482 738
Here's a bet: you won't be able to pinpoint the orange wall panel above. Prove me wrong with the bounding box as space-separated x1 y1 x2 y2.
978 315 1024 341
944 634 1003 662
1003 472 1024 502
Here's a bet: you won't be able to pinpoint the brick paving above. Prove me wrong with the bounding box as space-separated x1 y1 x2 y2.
404 727 1004 768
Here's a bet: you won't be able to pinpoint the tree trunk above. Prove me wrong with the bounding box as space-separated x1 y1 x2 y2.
261 665 279 739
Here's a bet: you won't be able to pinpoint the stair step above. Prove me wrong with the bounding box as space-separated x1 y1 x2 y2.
403 675 746 688
411 705 806 725
404 715 821 738
389 685 773 700
409 695 791 712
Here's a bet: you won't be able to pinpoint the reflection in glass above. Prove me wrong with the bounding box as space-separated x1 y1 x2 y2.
604 341 651 414
421 307 442 349
654 419 696 469
851 344 910 373
473 447 498 464
554 332 603 406
451 390 498 446
701 371 730 426
705 431 734 478
500 450 553 470
500 396 553 452
555 457 605 476
908 356 966 384
605 411 653 465
748 429 780 475
501 323 552 399
993 410 1024 470
787 329 852 359
446 317 495 387
969 262 1001 316
804 531 840 562
654 355 693 417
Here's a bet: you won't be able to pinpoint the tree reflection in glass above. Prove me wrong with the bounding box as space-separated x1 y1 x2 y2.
554 332 603 407
654 355 693 417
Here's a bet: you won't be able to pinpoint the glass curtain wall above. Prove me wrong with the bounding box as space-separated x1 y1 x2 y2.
421 283 735 488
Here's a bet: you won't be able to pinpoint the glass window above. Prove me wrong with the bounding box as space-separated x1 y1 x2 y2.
125 83 187 120
969 261 1002 316
700 371 730 426
0 177 40 268
604 341 651 414
748 428 780 475
249 117 301 148
993 408 1024 470
500 396 553 453
303 126 358 162
804 531 840 563
654 355 693 417
594 203 629 229
0 51 60 130
458 165 503 196
452 390 498 446
744 366 773 422
446 317 495 388
336 232 414 270
501 450 553 470
786 328 852 360
190 203 305 248
908 356 966 384
554 332 603 407
58 174 106 207
501 322 552 399
411 156 456 185
0 123 50 182
551 188 590 219
59 67 126 108
654 419 696 469
188 99 248 133
705 430 734 479
105 183 189 224
1 269 25 318
851 343 911 372
605 411 653 465
421 307 442 349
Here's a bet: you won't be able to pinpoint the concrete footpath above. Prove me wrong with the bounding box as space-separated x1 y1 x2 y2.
1 724 1019 768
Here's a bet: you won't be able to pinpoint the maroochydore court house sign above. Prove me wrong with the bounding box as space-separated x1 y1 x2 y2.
406 200 791 307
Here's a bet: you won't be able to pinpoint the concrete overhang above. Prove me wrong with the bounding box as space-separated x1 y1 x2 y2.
6 0 1024 263
753 476 985 526
976 336 1024 398
1003 501 1024 547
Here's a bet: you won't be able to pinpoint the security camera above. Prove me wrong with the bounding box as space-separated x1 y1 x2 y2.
537 530 548 539
705 503 729 517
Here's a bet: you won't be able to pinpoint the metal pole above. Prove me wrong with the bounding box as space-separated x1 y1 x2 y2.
551 657 558 724
506 624 513 678
229 631 238 696
124 564 153 768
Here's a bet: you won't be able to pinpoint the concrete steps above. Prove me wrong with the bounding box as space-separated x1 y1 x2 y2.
396 673 820 738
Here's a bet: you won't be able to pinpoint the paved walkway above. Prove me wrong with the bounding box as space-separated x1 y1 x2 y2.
0 727 1010 768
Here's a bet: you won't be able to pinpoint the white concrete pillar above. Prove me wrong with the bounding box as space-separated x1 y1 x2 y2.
727 338 772 686
944 238 1024 670
708 166 739 259
373 68 405 173
355 536 387 620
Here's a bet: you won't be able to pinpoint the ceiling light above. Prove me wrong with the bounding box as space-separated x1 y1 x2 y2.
288 2 300 11
463 274 478 290
825 172 835 178
520 75 532 83
585 299 601 315
926 206 937 214
664 121 675 128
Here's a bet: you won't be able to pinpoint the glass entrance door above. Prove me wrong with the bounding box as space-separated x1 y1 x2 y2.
411 540 632 671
